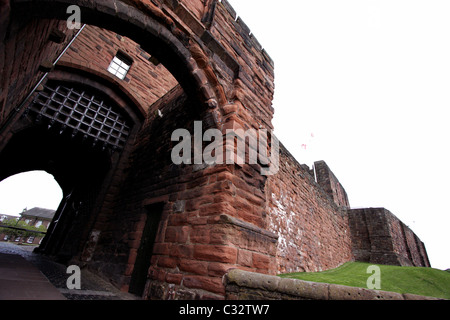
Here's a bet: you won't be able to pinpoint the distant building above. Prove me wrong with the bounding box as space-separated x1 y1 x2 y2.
0 214 18 223
0 208 55 245
19 207 55 229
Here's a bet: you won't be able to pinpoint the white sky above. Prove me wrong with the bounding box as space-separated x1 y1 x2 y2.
0 171 63 216
0 0 448 271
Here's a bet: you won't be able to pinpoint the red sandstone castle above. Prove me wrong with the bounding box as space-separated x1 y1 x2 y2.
0 0 429 299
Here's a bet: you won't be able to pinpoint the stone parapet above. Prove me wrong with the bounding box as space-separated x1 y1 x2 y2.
224 269 443 300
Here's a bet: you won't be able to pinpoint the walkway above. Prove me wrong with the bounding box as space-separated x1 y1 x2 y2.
0 252 66 300
0 242 139 300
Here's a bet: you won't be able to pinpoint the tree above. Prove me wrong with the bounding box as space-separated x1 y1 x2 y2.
0 218 47 241
0 218 20 238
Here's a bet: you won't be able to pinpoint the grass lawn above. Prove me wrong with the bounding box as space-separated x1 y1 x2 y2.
279 262 450 299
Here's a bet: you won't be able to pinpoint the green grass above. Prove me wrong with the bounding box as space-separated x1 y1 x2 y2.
279 262 450 299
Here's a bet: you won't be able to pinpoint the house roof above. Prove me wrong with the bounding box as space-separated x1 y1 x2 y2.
0 214 18 221
20 207 56 220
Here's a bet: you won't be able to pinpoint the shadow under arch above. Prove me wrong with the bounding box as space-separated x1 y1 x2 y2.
0 67 147 261
10 0 224 125
0 58 145 182
0 122 113 258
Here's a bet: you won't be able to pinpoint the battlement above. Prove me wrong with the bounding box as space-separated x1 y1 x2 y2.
348 208 430 267
314 160 350 208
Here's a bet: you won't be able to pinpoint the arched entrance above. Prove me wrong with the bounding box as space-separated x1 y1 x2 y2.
7 0 224 115
0 0 278 300
0 171 62 245
0 1 226 292
0 79 139 262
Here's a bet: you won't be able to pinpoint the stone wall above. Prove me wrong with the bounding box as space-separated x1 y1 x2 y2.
266 146 353 274
1 0 277 299
347 208 430 267
58 25 178 114
314 160 350 208
209 0 275 130
0 17 77 142
266 146 431 273
83 85 280 299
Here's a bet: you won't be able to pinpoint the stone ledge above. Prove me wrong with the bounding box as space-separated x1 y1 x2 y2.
224 269 444 300
217 214 278 243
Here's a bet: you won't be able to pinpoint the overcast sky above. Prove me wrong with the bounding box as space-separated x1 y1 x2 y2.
0 0 449 271
0 171 63 216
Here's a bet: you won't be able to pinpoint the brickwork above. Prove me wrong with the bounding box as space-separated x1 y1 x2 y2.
58 25 178 114
83 86 279 299
348 208 430 267
314 161 350 208
266 146 353 274
0 17 76 134
209 0 275 130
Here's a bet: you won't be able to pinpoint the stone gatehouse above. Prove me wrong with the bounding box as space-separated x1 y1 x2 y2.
0 0 429 299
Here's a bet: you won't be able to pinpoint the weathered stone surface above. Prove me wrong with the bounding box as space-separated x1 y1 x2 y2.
348 208 431 267
266 146 354 274
328 283 404 300
402 293 441 300
277 277 328 300
225 269 441 301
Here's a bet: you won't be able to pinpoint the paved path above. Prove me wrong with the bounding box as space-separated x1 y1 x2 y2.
0 242 139 300
0 252 66 300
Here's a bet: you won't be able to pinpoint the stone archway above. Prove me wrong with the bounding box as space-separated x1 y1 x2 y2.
4 0 226 127
0 0 278 299
0 75 143 262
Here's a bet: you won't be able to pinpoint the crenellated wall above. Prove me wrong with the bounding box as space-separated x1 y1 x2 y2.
348 208 430 267
266 145 353 274
314 161 350 208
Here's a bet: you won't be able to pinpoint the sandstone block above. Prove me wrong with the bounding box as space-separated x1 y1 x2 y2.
194 245 237 264
183 275 225 295
278 278 329 300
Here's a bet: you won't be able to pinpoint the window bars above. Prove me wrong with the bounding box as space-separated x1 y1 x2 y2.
25 83 131 151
